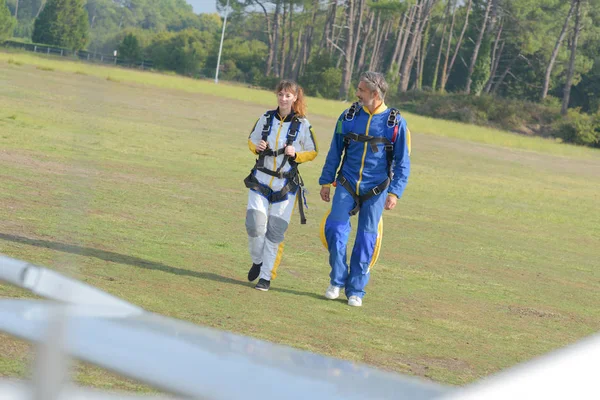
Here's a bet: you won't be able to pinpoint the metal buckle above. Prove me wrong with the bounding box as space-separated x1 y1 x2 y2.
372 187 381 195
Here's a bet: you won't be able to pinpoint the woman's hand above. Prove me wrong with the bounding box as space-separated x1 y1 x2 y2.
256 140 268 152
284 145 296 157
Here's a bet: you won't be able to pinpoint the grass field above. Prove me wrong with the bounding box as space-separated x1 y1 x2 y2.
1 50 599 392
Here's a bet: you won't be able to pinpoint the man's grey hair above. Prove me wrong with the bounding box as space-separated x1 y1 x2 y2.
359 71 388 100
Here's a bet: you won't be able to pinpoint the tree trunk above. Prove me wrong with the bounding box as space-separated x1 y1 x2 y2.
492 54 518 94
439 1 457 92
388 12 408 75
272 0 282 76
35 0 46 19
441 0 471 92
417 16 431 90
286 1 296 78
400 0 436 92
298 0 319 77
339 0 356 100
561 0 582 115
368 13 382 71
483 18 503 94
412 40 422 90
257 0 275 76
357 10 375 74
543 0 576 100
15 0 19 19
394 5 416 77
432 0 451 91
399 1 424 91
279 2 287 78
378 18 393 72
465 0 492 94
351 0 365 74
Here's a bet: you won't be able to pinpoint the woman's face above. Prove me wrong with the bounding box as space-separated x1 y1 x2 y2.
277 89 297 112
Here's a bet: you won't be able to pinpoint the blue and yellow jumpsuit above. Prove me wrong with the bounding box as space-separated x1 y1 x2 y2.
319 103 411 299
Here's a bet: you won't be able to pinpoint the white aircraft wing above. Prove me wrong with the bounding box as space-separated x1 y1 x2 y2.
0 254 450 400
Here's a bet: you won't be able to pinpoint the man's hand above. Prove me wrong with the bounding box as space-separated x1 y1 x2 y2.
384 194 397 210
256 140 268 152
284 145 296 157
320 186 331 202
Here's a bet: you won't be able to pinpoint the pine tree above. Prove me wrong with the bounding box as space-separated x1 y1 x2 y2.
32 0 89 50
0 0 16 41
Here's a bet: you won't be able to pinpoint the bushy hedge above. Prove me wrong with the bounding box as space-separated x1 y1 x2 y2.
389 90 600 148
551 111 600 147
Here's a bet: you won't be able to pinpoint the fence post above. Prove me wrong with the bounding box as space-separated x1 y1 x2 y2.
61 49 63 56
34 45 37 52
47 47 50 54
100 55 103 62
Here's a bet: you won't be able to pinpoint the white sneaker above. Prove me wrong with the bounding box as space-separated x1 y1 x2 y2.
348 296 362 307
324 285 341 300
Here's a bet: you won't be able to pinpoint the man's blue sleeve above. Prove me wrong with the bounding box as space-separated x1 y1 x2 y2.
389 118 411 198
319 115 346 185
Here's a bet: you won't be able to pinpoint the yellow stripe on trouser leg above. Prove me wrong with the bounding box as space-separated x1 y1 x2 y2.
368 217 383 270
320 210 330 250
271 242 285 280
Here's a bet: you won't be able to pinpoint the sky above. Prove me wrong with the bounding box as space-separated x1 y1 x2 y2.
187 1 218 14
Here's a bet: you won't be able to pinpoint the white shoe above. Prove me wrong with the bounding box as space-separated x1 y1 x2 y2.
348 296 362 307
324 285 341 300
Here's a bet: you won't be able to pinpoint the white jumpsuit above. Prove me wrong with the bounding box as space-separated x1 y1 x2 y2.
246 111 318 281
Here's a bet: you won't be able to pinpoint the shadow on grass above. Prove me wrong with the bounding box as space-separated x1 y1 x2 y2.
0 232 323 300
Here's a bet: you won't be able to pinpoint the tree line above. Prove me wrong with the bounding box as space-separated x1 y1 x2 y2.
1 0 599 146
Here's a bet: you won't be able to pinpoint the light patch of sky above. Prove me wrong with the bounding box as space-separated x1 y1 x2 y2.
187 0 218 14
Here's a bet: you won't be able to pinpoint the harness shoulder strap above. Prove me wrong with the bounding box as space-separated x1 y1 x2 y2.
344 102 360 121
387 108 401 128
286 116 301 146
261 110 277 141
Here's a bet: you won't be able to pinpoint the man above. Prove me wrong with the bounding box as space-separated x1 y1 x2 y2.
319 72 411 307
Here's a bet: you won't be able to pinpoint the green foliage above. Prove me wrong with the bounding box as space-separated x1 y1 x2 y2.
148 28 214 76
32 0 89 50
551 110 600 147
13 19 34 38
471 35 492 96
0 0 15 41
392 90 563 136
118 32 142 64
571 57 600 113
299 53 342 99
205 37 267 82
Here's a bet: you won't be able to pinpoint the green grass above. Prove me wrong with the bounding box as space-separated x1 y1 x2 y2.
1 49 597 159
0 50 599 391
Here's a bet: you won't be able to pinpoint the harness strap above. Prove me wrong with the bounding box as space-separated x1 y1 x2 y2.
261 111 276 142
243 169 307 224
337 174 390 216
275 116 301 176
343 132 392 153
255 166 297 179
246 113 308 224
387 108 400 128
344 102 360 121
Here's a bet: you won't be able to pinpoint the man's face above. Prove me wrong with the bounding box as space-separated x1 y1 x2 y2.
356 81 378 108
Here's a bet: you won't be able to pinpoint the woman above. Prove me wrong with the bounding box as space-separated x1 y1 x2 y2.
244 80 318 291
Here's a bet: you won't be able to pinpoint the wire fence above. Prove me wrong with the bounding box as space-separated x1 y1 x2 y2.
2 40 154 70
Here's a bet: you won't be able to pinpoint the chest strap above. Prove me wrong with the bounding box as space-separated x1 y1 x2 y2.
343 132 393 153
